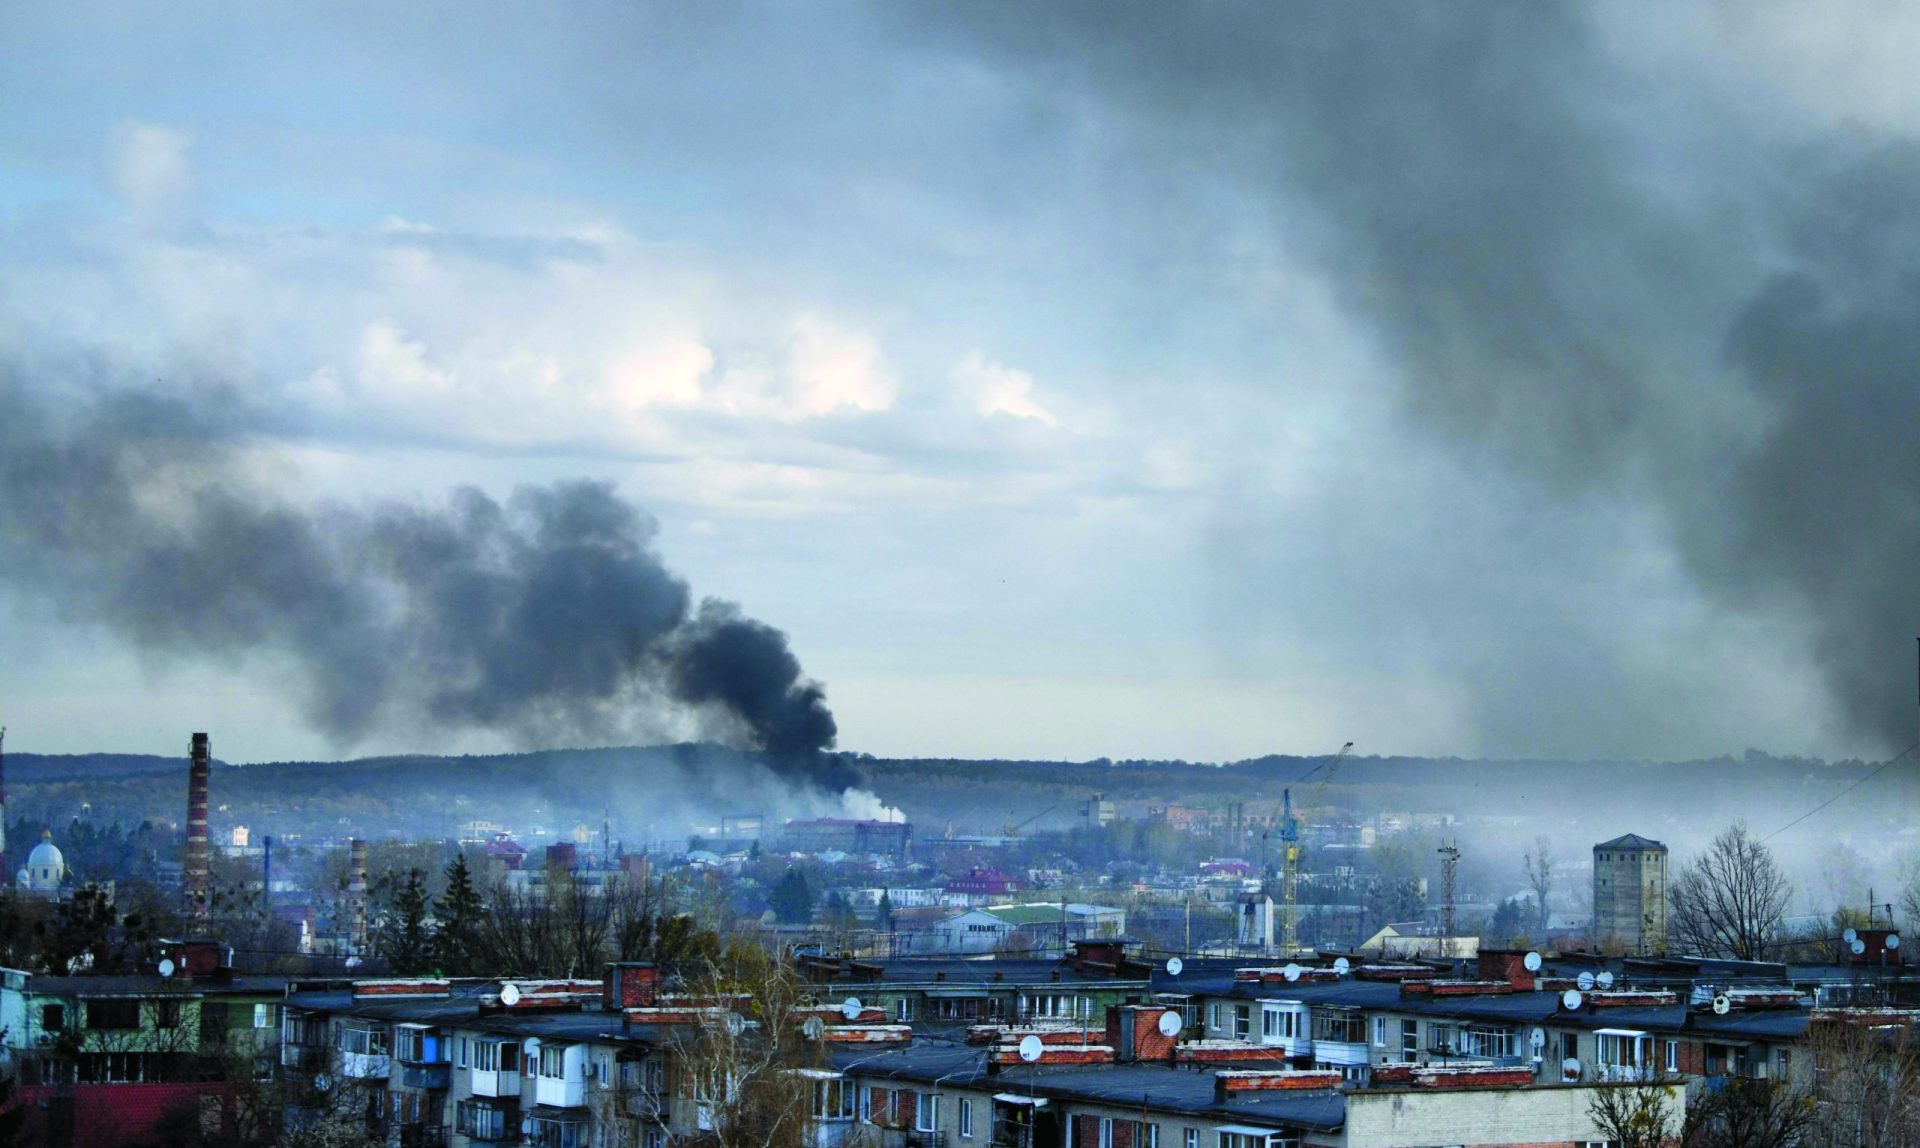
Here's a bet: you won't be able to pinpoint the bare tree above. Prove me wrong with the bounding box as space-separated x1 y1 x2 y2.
1667 822 1790 961
1680 1077 1815 1148
1587 1080 1681 1148
1524 835 1555 934
676 944 822 1148
1802 1017 1920 1148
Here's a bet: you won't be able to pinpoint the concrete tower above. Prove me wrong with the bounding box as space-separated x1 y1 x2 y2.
1593 833 1668 954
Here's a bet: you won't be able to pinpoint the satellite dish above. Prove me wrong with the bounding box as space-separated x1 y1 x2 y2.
1888 934 1901 951
1282 962 1302 983
157 958 176 979
1017 1035 1044 1063
523 1038 541 1057
841 997 863 1021
1529 1027 1546 1050
313 1073 333 1092
344 956 362 969
1852 939 1867 956
1165 957 1184 977
1522 951 1542 972
1712 995 1731 1015
1597 972 1615 989
1157 1011 1184 1038
1561 990 1583 1010
725 1013 746 1036
499 983 523 1007
1576 972 1595 992
803 1017 826 1040
1333 957 1351 975
1561 1058 1581 1080
1843 927 1858 944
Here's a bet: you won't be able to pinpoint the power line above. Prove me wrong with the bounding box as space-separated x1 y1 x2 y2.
1758 740 1919 844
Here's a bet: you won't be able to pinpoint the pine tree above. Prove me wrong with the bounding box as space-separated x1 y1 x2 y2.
769 868 814 924
376 868 435 975
436 852 485 975
877 890 896 932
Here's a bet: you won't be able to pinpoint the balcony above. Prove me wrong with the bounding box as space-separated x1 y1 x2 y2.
280 1043 324 1071
469 1067 521 1098
526 1107 590 1148
398 1126 447 1148
400 1063 451 1090
456 1098 517 1143
535 1072 586 1110
623 1089 668 1119
340 1051 391 1079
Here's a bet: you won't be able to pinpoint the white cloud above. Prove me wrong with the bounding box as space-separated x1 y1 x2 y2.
784 313 896 417
955 350 1056 425
106 121 194 227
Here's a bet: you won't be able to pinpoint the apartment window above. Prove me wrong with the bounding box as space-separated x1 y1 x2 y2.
1560 1032 1579 1066
959 1097 973 1138
1457 1027 1515 1059
1309 1009 1365 1044
538 1043 570 1079
156 999 183 1029
1027 993 1089 1020
645 1131 666 1148
1261 1006 1281 1041
1184 1129 1198 1148
1232 1005 1251 1041
1371 1016 1387 1047
1218 1131 1273 1148
813 1079 856 1120
338 1025 389 1056
1776 1049 1791 1079
1664 1040 1679 1074
895 997 914 1021
84 1000 141 1030
860 1086 874 1123
1400 1020 1418 1060
457 1037 468 1068
1207 1004 1222 1033
457 1098 515 1141
472 1039 519 1073
252 1003 275 1029
915 1091 939 1133
1142 1125 1158 1148
41 1004 65 1032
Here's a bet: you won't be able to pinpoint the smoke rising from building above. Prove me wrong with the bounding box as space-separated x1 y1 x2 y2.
943 4 1920 751
0 377 842 783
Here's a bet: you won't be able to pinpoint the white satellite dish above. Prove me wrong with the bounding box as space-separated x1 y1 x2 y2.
803 1017 826 1040
1597 972 1615 990
1333 957 1351 975
1282 962 1302 983
1165 957 1184 977
841 997 863 1021
500 983 523 1007
1888 934 1902 951
344 956 362 969
1561 1057 1581 1080
1522 951 1542 972
1529 1027 1546 1050
1576 971 1595 991
1843 927 1858 944
1157 1011 1183 1038
157 958 176 979
313 1073 334 1092
1852 939 1867 956
1712 995 1731 1015
524 1038 541 1057
1017 1035 1044 1063
1561 990 1583 1010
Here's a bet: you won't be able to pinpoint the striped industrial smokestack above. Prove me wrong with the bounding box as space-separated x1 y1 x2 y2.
348 837 368 951
185 732 211 925
0 726 9 878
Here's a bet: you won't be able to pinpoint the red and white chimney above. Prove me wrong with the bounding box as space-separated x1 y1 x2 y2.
185 732 211 925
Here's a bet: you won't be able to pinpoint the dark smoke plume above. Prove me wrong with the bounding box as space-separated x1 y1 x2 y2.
936 3 1920 750
0 376 840 779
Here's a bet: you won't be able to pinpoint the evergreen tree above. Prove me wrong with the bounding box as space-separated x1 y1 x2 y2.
877 890 895 932
769 868 814 924
436 852 485 975
376 868 435 975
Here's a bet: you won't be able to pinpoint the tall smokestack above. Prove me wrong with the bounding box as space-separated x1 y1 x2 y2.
185 732 211 927
348 837 368 952
0 726 8 880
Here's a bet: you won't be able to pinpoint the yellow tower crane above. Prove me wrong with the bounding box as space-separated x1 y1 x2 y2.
1269 741 1352 956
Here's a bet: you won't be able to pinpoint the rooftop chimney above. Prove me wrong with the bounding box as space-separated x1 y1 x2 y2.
185 732 211 926
348 837 368 950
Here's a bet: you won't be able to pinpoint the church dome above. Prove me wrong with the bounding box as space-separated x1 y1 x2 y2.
28 831 63 871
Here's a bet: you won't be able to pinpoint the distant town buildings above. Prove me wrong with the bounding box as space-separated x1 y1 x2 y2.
1593 832 1669 954
779 817 913 859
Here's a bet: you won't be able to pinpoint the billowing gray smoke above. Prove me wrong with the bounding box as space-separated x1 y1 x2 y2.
937 4 1920 750
0 378 842 780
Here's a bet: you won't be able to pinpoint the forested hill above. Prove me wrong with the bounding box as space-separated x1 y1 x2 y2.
5 743 1901 848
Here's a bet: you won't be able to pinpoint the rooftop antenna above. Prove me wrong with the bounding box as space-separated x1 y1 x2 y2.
1437 840 1461 940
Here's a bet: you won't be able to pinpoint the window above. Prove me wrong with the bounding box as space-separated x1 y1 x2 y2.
84 1000 141 1030
40 1004 66 1032
1143 1125 1158 1148
860 1086 874 1123
252 1003 275 1029
937 998 987 1020
1232 1005 1251 1041
895 998 914 1021
472 1039 519 1073
1457 1027 1515 1059
1027 993 1089 1020
1372 1016 1387 1047
1400 1020 1418 1060
813 1079 856 1120
1776 1048 1791 1079
1309 1009 1365 1044
1184 1129 1198 1148
457 1037 468 1068
915 1091 939 1133
1218 1131 1273 1148
338 1025 389 1056
156 999 183 1029
1261 1006 1281 1041
1099 1118 1114 1148
1664 1040 1678 1074
1560 1032 1579 1065
457 1098 515 1141
646 1131 666 1148
538 1043 570 1079
1208 1004 1222 1033
960 1097 974 1139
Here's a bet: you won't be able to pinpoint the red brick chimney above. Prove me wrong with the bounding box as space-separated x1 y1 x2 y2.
1105 1005 1179 1062
185 733 212 925
604 962 662 1009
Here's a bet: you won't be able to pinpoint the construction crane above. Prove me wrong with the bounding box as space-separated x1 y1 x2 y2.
1001 803 1058 838
1271 741 1353 956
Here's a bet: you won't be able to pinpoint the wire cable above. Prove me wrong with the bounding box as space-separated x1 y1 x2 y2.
1758 739 1920 844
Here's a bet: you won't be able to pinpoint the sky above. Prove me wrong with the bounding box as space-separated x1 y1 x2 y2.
0 2 1916 765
